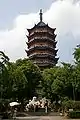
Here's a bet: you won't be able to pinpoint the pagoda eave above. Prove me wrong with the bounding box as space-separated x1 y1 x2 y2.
27 38 56 44
28 46 56 51
54 57 59 63
29 54 55 59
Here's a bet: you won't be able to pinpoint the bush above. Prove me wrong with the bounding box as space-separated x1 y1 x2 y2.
62 100 80 111
68 111 80 118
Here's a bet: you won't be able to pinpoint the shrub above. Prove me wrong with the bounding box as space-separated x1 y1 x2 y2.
68 111 80 118
62 100 80 111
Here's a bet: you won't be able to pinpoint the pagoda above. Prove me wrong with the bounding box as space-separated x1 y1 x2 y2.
26 9 59 69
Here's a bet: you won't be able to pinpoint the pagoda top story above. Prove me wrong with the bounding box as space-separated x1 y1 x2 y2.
27 9 56 32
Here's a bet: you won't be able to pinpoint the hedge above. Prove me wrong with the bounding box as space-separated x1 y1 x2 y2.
68 111 80 118
62 100 80 110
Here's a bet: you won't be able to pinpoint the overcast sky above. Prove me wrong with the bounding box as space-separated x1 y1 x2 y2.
0 0 80 64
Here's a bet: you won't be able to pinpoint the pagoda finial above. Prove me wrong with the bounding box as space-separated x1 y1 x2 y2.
39 9 43 22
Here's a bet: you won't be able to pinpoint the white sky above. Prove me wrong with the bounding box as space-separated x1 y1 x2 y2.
0 0 80 64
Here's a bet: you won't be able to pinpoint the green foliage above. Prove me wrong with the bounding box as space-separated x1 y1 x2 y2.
62 100 74 109
73 47 80 64
0 52 43 109
0 51 9 99
0 51 10 112
0 51 9 64
68 111 80 118
7 63 28 101
42 64 74 102
1 46 80 112
52 63 75 99
42 59 80 103
15 58 43 99
42 67 59 101
62 100 80 111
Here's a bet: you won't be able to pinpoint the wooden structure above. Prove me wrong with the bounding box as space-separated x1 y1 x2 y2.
26 9 58 69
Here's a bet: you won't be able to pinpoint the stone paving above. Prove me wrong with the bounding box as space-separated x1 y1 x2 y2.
16 116 80 120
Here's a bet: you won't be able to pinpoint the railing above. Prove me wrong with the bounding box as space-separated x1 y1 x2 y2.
29 30 54 35
33 61 54 64
28 37 54 43
33 61 55 66
29 45 55 50
29 53 55 57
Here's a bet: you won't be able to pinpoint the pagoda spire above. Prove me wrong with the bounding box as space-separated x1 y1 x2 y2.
39 9 43 22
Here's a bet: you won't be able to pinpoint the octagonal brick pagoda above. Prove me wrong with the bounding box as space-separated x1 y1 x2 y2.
26 9 59 69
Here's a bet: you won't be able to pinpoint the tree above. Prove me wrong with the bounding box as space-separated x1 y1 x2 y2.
73 46 80 64
51 63 74 100
0 51 10 112
0 51 9 99
42 63 78 102
7 63 28 102
15 58 43 99
73 46 80 100
42 67 59 102
0 51 9 64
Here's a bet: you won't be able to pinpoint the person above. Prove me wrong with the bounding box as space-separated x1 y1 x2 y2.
13 108 17 120
45 100 48 113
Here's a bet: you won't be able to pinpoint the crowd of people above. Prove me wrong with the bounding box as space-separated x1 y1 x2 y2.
26 97 51 112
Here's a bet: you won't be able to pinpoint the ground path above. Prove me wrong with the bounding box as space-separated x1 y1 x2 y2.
16 116 80 120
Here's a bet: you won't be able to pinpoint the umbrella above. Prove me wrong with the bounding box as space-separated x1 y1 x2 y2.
9 102 20 107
